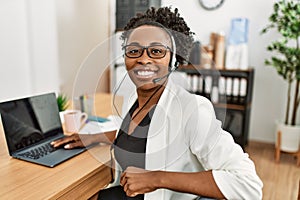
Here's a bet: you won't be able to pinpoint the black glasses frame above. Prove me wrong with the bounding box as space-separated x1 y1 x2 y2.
123 44 171 59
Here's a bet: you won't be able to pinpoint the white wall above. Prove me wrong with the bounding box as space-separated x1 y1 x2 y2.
161 0 299 143
0 0 111 102
0 0 31 100
27 0 60 95
55 0 111 98
0 0 59 101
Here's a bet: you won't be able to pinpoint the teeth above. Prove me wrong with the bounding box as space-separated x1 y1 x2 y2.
137 71 155 76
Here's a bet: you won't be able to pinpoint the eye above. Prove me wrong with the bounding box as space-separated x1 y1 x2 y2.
126 46 141 56
128 49 139 54
151 48 162 54
149 46 165 56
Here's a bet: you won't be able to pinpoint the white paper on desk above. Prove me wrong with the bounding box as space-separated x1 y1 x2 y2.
79 115 122 134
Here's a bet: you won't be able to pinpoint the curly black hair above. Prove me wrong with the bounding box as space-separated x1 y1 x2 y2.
120 6 194 65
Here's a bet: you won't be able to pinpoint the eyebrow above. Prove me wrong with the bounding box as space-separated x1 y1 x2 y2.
126 42 168 46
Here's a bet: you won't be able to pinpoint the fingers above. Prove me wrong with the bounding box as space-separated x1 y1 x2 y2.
125 166 145 173
50 134 81 149
124 183 139 197
124 166 147 173
63 141 83 149
121 174 139 197
120 166 146 185
120 167 150 197
120 167 134 186
120 167 159 197
120 171 127 186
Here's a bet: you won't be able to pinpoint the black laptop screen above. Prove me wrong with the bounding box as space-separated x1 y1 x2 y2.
0 93 63 153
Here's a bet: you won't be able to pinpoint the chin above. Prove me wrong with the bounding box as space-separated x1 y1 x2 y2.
135 81 160 91
136 82 154 89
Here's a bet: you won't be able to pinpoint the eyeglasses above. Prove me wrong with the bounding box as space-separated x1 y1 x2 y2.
123 44 171 59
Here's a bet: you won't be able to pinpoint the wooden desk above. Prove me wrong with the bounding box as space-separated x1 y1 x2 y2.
0 93 123 200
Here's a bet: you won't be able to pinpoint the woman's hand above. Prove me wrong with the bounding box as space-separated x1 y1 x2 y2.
120 166 161 197
50 133 97 149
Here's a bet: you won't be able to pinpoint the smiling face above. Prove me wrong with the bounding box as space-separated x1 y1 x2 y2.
124 25 172 91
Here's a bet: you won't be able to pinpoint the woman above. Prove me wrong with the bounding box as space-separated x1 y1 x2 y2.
52 7 263 200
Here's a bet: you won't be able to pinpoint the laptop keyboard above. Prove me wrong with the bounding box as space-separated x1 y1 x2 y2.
18 143 57 160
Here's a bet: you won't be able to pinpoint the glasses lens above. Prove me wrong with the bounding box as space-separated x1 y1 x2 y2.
125 45 142 58
148 45 167 58
124 45 168 58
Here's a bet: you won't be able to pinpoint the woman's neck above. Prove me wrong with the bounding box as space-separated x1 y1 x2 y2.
136 85 165 110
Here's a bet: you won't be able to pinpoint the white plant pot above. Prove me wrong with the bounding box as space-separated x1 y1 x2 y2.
276 123 300 152
59 111 66 124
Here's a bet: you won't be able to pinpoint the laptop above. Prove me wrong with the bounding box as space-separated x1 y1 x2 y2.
0 92 86 167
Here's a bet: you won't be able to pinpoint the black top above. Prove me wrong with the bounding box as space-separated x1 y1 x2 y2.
112 101 156 200
114 100 156 170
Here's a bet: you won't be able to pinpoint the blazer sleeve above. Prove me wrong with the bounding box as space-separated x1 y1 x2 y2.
186 96 263 199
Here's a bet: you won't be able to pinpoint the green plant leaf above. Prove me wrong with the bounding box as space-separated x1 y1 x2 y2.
57 93 69 112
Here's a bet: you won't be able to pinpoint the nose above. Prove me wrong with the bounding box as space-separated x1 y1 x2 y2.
136 48 152 65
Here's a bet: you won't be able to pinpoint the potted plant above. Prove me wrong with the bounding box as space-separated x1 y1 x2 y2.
57 93 69 112
261 0 300 152
57 93 69 122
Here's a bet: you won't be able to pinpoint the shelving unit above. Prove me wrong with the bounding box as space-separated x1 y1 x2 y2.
178 65 255 148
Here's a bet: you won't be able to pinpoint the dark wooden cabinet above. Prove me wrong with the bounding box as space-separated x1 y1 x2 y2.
178 65 254 148
116 0 161 31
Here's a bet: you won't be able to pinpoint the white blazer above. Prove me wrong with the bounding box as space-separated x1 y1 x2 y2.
114 79 263 200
